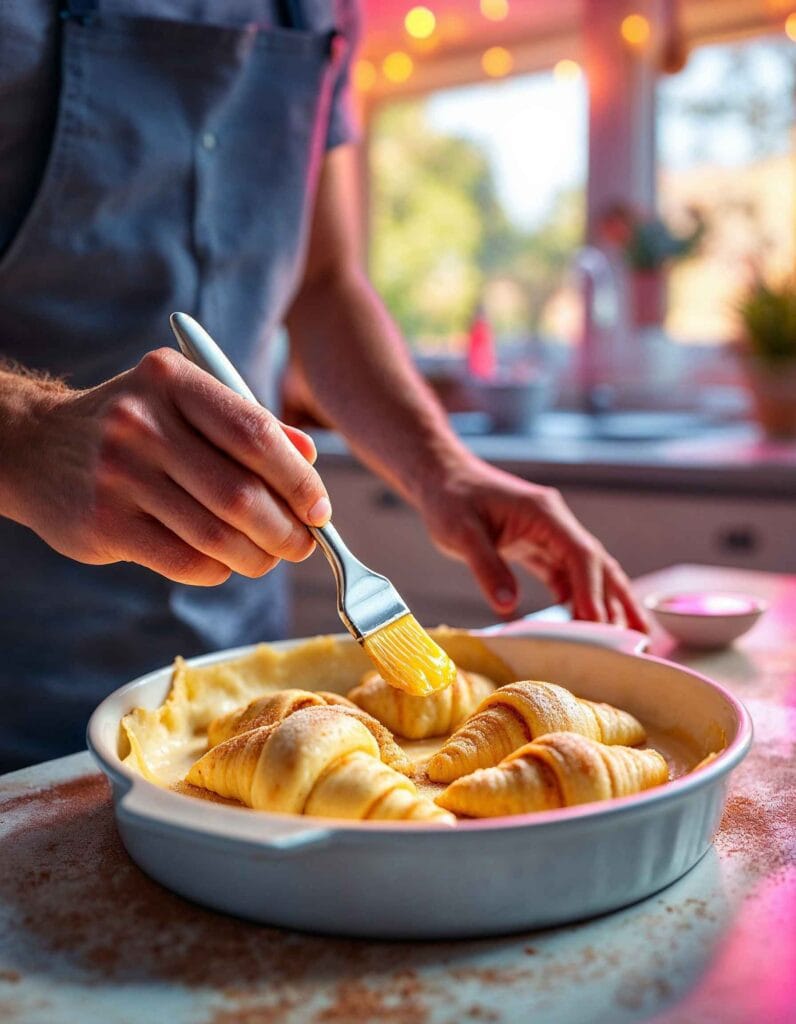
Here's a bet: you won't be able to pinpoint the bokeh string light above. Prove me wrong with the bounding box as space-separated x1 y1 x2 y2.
353 59 377 92
405 6 436 40
481 46 513 78
554 58 583 82
621 13 652 47
480 0 509 21
382 50 414 84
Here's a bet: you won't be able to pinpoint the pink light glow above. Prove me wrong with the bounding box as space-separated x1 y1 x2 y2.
680 868 796 1021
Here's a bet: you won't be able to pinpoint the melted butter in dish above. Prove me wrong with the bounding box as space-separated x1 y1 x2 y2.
120 629 507 787
118 629 707 821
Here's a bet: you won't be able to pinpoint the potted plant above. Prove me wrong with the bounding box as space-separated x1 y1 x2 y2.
737 277 796 438
598 203 705 328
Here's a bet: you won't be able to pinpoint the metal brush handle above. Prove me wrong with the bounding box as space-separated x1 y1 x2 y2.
170 312 261 405
168 312 379 633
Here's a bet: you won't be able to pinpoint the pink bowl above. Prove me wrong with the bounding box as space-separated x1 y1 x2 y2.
645 591 767 649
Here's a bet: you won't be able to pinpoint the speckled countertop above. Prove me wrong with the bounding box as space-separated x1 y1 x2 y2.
1 565 794 1024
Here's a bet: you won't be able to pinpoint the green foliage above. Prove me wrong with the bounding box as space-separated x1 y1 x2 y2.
738 278 796 364
370 104 485 340
503 189 584 333
619 212 705 271
369 101 583 345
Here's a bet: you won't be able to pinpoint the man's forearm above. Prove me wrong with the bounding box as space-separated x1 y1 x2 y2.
0 365 67 523
285 268 473 507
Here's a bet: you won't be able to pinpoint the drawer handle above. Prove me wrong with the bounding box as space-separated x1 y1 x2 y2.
716 526 759 554
373 489 405 510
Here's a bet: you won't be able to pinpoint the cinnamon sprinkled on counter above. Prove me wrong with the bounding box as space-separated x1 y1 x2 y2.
1 687 792 1024
1 769 724 1022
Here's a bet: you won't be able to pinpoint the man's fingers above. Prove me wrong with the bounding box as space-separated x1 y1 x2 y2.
133 474 280 579
458 519 518 613
119 514 233 587
99 439 278 579
156 416 316 563
605 592 628 628
520 554 570 605
606 570 649 632
161 358 331 527
522 544 641 629
280 423 317 464
568 548 609 623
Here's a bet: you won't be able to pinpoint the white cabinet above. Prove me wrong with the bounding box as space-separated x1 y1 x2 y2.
565 491 794 578
289 461 795 637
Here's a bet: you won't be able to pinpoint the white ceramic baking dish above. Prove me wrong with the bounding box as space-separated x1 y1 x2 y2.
87 622 752 939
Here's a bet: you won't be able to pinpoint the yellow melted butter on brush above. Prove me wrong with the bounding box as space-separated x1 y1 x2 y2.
361 614 457 696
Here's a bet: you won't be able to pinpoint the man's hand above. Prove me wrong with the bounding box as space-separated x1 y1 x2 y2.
286 148 645 629
0 349 331 585
418 455 648 630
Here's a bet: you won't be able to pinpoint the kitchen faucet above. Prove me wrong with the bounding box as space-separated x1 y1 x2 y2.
570 245 619 415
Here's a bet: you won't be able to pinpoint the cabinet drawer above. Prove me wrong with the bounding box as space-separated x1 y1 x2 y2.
288 460 794 636
565 491 795 576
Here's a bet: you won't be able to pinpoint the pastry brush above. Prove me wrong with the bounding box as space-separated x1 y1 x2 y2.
169 312 456 697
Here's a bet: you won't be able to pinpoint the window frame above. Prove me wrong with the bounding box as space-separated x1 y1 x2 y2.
358 0 791 365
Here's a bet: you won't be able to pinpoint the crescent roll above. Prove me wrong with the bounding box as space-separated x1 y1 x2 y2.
347 669 495 740
436 731 668 817
187 706 452 823
206 688 411 775
426 680 646 783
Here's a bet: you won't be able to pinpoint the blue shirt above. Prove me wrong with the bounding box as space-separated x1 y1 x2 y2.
0 0 359 771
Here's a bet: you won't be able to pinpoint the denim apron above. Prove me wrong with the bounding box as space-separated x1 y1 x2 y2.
0 0 347 769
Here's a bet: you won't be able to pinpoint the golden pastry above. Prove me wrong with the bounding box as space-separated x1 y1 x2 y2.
207 689 411 774
436 731 668 817
426 680 646 783
316 691 358 709
187 706 453 822
208 688 324 746
120 629 513 784
347 669 495 740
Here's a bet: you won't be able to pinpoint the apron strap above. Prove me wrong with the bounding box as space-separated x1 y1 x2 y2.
275 0 306 31
62 1 307 30
60 0 97 22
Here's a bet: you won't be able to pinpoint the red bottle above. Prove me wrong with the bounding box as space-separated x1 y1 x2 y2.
467 304 496 380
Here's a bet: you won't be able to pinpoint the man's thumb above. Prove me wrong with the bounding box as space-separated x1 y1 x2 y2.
461 521 517 613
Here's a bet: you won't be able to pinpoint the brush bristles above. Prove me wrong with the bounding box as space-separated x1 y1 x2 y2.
361 614 457 696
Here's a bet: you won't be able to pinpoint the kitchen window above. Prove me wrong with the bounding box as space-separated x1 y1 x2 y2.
657 33 796 346
368 66 588 356
359 2 795 409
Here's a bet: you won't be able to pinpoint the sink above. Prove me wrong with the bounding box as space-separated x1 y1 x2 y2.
569 411 711 442
452 410 716 443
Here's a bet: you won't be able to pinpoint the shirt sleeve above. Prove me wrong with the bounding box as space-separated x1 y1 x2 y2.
325 0 361 150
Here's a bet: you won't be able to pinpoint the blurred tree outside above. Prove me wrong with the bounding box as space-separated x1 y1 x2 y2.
657 35 796 343
369 101 584 351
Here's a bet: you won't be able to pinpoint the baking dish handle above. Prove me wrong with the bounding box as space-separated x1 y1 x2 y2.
478 618 649 654
116 781 334 854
